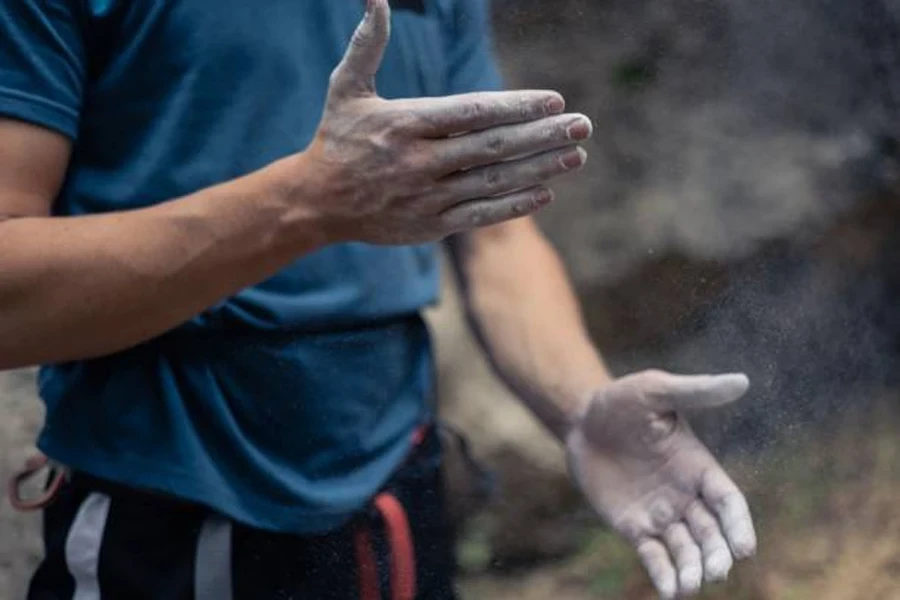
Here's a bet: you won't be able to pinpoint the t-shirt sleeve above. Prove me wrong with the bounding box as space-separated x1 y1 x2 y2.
0 0 86 139
444 0 505 95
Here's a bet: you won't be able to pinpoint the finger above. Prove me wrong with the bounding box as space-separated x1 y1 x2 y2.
636 538 678 600
644 372 750 412
701 468 757 560
438 146 587 205
329 0 391 98
439 186 553 233
434 113 593 174
399 90 566 136
685 501 733 582
663 523 703 596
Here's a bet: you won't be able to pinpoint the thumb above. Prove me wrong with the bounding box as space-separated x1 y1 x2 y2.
647 372 750 412
330 0 391 98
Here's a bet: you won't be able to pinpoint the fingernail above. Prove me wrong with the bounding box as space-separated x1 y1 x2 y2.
537 188 555 205
545 95 565 114
567 118 592 141
561 147 587 169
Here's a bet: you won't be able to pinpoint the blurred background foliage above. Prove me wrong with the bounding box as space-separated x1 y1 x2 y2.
443 0 900 597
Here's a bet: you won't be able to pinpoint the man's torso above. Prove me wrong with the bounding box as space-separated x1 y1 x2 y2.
25 0 493 533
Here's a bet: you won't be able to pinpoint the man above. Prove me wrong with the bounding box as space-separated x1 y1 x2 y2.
0 0 756 598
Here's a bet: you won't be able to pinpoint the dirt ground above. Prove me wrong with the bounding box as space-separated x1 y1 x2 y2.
457 394 900 600
0 370 44 600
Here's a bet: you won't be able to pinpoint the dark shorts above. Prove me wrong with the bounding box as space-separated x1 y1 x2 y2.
26 427 458 600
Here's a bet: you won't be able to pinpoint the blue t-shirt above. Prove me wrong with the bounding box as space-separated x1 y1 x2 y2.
0 0 502 533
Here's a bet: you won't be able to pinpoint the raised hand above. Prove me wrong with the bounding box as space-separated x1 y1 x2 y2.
297 0 594 245
566 370 757 599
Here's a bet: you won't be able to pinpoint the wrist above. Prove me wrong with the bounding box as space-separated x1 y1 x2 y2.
261 152 345 251
562 370 614 436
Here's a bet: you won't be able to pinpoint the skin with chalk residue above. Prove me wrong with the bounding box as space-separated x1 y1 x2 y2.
0 0 590 368
0 1 756 597
453 220 758 599
288 0 593 244
567 371 757 598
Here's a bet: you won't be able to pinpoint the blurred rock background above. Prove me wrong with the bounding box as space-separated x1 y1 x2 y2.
3 0 900 598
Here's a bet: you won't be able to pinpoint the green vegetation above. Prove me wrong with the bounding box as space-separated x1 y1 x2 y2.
611 57 658 92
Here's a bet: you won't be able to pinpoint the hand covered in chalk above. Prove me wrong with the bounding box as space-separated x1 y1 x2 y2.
295 0 593 246
566 370 757 599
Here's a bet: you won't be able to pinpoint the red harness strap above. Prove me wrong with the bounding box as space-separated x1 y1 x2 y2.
8 453 67 512
354 492 417 600
354 522 381 600
354 425 426 600
12 429 429 600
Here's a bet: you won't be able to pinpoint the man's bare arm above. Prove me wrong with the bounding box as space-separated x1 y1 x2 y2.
447 217 610 440
0 118 330 369
0 0 592 369
449 217 757 599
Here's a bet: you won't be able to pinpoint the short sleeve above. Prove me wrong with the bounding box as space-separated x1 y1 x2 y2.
444 0 505 95
0 0 86 139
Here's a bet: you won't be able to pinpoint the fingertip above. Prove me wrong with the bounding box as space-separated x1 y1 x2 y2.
727 526 757 561
537 186 555 206
545 92 565 114
659 581 678 600
704 551 732 583
575 113 594 138
658 570 679 599
714 373 751 401
576 146 589 166
361 0 389 32
679 567 703 596
730 373 750 390
733 539 757 561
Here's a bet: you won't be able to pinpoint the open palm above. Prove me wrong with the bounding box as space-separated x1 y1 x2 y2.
566 370 757 598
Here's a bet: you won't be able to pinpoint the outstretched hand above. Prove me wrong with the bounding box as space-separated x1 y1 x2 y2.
296 0 594 245
567 370 757 599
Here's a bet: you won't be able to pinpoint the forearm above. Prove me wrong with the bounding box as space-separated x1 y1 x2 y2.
450 219 612 441
0 155 324 369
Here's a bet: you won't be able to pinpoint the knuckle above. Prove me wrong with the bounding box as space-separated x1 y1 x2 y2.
649 500 675 528
639 369 672 393
696 521 720 540
467 208 488 228
620 520 649 544
710 491 737 513
401 153 434 182
328 69 341 88
350 31 374 50
511 195 539 217
462 100 487 123
484 134 507 158
511 201 528 217
546 123 564 141
396 112 426 135
685 544 702 561
519 99 535 121
378 108 423 139
668 535 690 552
404 139 437 167
636 538 663 560
483 168 503 190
